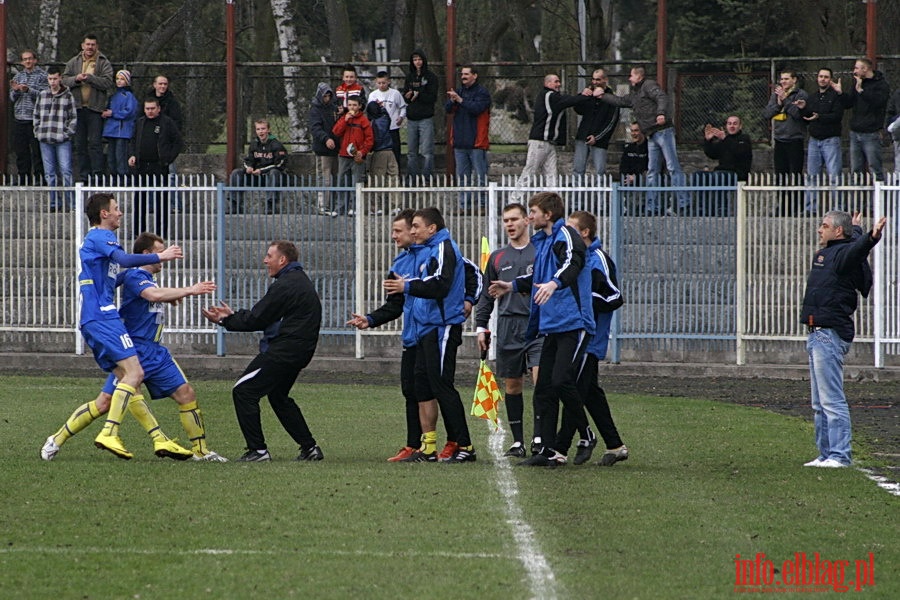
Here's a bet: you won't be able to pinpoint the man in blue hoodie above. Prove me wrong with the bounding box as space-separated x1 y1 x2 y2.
491 192 595 467
384 207 482 463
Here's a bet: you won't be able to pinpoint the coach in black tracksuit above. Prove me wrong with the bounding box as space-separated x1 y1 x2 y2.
202 241 323 462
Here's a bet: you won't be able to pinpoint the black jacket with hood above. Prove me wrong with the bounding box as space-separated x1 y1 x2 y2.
402 49 438 121
309 82 340 156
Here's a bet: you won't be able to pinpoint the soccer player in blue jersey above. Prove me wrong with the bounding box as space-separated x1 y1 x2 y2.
42 232 225 462
69 192 182 460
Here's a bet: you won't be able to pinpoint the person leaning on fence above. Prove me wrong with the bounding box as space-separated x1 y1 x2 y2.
9 48 48 182
800 211 886 469
846 58 891 181
33 66 77 212
596 66 690 215
202 241 324 463
228 118 288 215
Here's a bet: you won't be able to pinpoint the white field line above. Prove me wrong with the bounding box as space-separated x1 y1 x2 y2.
487 423 558 600
0 545 511 561
856 467 900 497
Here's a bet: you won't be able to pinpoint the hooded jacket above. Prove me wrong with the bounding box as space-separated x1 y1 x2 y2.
585 238 623 360
405 228 468 341
402 49 438 121
332 108 373 158
309 82 340 156
366 101 393 153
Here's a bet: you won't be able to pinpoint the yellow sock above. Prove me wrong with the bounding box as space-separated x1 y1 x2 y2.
54 401 102 445
178 400 208 456
422 430 437 454
128 394 167 442
100 383 136 437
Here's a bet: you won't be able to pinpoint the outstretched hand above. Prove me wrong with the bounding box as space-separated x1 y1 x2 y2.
201 301 234 325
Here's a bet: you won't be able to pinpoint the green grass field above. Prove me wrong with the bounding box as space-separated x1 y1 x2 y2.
1 376 896 599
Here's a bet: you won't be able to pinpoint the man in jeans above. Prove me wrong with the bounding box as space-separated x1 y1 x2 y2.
799 211 885 468
595 66 690 215
62 34 113 180
33 67 76 211
846 58 890 181
402 50 438 178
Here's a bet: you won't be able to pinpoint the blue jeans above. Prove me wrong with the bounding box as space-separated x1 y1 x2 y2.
646 127 690 212
849 130 883 180
805 136 842 212
39 140 74 209
806 328 853 465
406 118 434 177
573 140 608 176
455 148 488 208
106 137 130 176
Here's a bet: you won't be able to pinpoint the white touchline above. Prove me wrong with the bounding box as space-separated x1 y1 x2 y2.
857 467 900 497
488 424 558 600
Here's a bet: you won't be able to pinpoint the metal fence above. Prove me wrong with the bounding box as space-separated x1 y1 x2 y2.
0 173 896 367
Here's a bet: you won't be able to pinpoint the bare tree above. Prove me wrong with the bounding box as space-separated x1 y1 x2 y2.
36 0 60 62
271 0 308 151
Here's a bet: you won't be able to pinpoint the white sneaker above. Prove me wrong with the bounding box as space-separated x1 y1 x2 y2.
888 118 900 134
347 209 356 217
193 450 229 463
815 458 849 468
803 457 824 467
40 436 60 461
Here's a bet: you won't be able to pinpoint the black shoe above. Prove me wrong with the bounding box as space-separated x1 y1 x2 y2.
529 440 541 456
504 443 526 458
573 438 598 465
517 453 551 467
400 450 437 462
237 449 271 462
296 445 324 461
444 447 477 463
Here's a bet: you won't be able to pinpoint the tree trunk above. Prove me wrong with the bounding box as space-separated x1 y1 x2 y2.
36 0 60 62
324 0 352 63
416 0 442 67
270 0 308 151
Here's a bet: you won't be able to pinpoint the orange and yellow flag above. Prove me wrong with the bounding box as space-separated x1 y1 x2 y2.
480 236 490 272
471 359 501 429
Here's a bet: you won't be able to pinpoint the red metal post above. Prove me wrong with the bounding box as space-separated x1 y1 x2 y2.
0 1 8 175
226 0 237 177
866 0 877 67
445 0 456 177
656 0 667 89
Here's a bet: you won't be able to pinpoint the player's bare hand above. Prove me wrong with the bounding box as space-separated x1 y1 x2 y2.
158 245 183 261
191 281 217 296
463 300 473 319
346 313 370 329
383 277 405 294
533 280 559 305
488 279 513 298
477 331 489 352
872 216 887 241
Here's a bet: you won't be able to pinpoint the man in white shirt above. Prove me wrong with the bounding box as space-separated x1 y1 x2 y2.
368 71 407 169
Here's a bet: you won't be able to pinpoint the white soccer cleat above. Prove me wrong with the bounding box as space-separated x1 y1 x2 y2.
193 450 229 463
41 436 60 461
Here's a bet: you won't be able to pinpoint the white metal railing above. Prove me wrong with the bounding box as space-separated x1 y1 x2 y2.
0 173 896 366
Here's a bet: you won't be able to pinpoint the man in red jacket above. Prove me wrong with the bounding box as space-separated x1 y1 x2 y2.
332 96 373 216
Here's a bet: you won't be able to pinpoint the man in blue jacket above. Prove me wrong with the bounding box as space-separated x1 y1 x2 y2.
446 65 491 209
384 207 482 463
492 192 595 466
799 212 886 469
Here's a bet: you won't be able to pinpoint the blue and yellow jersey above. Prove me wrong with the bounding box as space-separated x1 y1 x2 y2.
78 228 123 326
118 268 165 344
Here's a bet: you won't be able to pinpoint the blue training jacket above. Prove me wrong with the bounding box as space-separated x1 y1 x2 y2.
515 218 594 338
405 228 467 341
